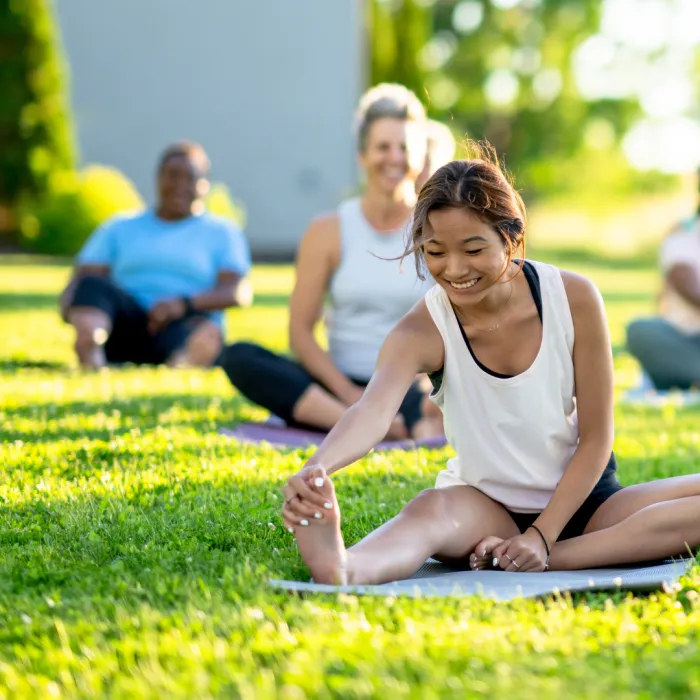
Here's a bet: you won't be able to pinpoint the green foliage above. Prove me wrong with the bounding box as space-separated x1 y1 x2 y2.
205 182 247 229
17 165 144 255
0 0 76 207
369 0 430 96
1 233 700 695
369 0 680 199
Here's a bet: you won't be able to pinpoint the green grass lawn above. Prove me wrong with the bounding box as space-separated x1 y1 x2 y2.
1 249 699 699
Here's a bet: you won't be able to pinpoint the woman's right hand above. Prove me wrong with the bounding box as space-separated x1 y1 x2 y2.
281 464 334 531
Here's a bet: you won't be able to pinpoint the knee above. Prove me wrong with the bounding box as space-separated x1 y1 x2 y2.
68 305 110 335
401 488 447 522
68 276 114 326
626 318 660 356
216 342 262 385
72 274 112 300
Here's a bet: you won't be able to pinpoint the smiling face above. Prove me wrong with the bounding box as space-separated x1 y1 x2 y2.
423 207 511 305
358 117 426 198
157 153 209 220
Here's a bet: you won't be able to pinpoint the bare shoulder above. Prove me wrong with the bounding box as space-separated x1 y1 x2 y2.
296 212 340 268
388 298 445 373
559 268 605 314
300 213 339 248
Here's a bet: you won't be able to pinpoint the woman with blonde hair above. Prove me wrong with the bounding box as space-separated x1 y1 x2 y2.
219 84 443 441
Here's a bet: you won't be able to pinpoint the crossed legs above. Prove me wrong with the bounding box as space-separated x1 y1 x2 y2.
67 305 221 369
291 470 700 585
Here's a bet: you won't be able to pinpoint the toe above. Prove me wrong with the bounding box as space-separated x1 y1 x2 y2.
474 535 504 558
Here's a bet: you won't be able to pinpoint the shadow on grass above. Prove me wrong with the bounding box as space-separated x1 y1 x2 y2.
1 392 251 443
0 485 293 607
0 292 58 311
0 290 289 311
0 253 72 267
0 358 67 372
250 292 290 308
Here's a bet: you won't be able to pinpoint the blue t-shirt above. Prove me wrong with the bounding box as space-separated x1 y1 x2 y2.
77 210 251 327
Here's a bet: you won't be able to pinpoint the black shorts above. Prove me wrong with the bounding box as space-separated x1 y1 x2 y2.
70 275 212 365
505 452 624 541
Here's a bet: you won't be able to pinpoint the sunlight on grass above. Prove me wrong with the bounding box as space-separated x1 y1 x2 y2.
1 236 699 698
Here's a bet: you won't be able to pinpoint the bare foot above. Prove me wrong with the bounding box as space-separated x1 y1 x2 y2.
74 335 107 370
470 535 504 570
294 467 348 585
178 322 223 367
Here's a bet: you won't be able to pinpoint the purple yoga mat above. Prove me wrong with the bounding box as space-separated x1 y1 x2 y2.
219 420 448 451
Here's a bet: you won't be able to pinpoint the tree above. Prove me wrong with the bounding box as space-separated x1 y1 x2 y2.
0 0 76 235
368 0 667 199
369 0 431 98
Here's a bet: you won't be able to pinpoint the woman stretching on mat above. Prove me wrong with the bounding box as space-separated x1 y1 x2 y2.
280 143 700 584
218 83 442 441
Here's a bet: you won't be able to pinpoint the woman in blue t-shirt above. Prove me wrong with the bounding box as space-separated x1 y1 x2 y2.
60 141 252 369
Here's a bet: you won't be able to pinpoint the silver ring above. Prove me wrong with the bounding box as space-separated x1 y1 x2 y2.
505 554 513 562
513 560 520 568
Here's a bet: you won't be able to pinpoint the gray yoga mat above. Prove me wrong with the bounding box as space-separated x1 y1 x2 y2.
269 558 694 601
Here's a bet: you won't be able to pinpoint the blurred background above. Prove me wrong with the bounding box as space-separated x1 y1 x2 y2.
1 0 699 259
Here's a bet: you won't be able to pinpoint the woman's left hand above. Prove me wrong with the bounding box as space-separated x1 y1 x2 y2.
492 529 549 572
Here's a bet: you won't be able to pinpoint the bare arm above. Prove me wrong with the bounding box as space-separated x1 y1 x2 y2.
59 264 110 321
666 264 700 309
282 301 444 510
288 215 360 404
310 302 443 474
147 270 253 333
530 271 615 546
189 270 253 311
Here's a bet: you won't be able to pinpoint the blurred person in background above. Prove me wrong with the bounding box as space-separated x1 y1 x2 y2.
60 141 252 370
626 171 700 391
218 84 443 441
415 119 457 193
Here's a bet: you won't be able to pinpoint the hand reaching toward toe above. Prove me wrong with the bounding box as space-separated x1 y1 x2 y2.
281 464 333 531
283 466 347 586
490 530 549 572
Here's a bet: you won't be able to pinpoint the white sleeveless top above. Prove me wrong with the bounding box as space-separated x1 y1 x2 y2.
425 260 579 513
327 198 434 380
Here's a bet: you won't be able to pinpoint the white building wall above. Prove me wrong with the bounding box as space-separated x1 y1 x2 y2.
55 0 365 258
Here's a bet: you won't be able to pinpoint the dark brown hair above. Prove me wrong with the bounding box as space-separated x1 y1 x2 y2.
158 140 210 176
403 140 526 279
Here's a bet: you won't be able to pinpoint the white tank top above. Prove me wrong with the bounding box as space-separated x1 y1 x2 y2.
327 198 433 380
425 260 579 513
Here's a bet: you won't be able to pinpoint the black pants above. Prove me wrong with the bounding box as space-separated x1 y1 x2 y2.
70 275 210 365
217 341 427 431
505 452 624 541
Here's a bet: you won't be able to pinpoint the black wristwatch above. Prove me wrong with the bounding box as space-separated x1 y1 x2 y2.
181 296 196 315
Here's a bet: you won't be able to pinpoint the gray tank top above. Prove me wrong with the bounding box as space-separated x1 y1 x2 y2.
326 198 434 380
